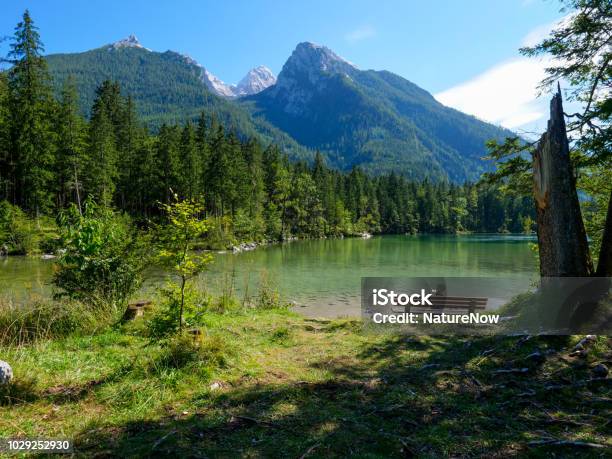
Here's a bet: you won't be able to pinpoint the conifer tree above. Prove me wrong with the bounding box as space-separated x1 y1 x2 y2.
180 122 199 199
87 82 120 206
116 95 143 210
0 74 11 202
55 76 86 211
7 10 56 216
155 124 182 203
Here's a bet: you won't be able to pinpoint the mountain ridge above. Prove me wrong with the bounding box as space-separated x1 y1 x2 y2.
44 38 513 181
245 42 513 180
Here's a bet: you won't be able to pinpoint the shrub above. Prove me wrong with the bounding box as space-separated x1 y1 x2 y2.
254 272 287 310
53 199 149 311
155 332 230 370
147 283 211 338
0 201 37 255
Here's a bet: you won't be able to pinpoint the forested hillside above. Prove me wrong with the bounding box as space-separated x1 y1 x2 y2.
45 46 311 162
246 42 515 181
45 39 515 182
0 11 535 257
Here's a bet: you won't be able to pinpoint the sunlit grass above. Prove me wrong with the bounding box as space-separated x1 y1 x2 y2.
0 303 610 457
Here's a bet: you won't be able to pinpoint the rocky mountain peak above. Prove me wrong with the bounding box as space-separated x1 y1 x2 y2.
268 42 358 115
235 66 277 96
282 42 357 79
200 65 276 98
110 34 149 51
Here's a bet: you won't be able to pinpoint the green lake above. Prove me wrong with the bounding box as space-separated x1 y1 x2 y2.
0 234 538 317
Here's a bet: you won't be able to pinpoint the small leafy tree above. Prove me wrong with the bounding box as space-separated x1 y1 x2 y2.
53 199 148 311
157 194 211 331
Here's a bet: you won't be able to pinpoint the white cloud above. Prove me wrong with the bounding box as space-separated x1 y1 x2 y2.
434 16 575 131
521 14 574 47
435 57 550 129
344 25 376 43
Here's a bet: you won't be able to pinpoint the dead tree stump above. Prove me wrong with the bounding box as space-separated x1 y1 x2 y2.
532 87 593 277
122 300 153 321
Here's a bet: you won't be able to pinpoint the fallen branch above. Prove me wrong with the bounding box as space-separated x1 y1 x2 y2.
151 429 177 450
232 415 276 427
528 439 607 449
298 443 321 459
492 367 529 375
544 377 611 391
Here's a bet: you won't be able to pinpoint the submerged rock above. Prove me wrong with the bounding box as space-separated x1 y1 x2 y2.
0 360 13 385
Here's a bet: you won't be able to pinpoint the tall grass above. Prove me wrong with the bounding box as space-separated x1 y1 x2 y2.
0 296 109 346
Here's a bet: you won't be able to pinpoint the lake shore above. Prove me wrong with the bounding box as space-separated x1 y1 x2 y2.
0 234 538 316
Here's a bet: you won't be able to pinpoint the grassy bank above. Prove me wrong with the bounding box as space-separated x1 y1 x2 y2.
1 306 610 457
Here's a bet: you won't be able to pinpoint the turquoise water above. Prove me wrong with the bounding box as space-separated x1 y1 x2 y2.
0 234 538 316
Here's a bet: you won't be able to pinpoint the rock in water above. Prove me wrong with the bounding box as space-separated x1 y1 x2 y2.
0 360 13 385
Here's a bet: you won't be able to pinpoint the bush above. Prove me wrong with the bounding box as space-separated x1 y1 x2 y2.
0 201 37 255
147 283 211 338
53 200 149 311
254 272 287 310
155 332 230 371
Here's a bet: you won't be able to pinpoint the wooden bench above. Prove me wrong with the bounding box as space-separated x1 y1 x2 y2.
404 296 488 314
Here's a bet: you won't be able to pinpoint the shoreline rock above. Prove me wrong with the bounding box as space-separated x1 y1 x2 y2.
0 360 13 385
232 242 259 253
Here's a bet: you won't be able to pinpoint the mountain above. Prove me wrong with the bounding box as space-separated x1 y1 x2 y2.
201 65 276 98
244 42 514 181
235 66 277 96
45 37 310 161
108 34 150 51
45 38 513 182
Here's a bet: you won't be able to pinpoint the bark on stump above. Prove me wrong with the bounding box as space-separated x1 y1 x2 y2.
596 189 612 276
532 88 593 277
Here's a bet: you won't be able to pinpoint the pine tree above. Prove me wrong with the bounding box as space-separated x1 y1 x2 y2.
206 125 235 216
0 74 11 202
116 95 143 211
7 10 56 216
155 124 182 203
180 122 199 199
195 112 210 197
87 81 120 206
55 76 87 211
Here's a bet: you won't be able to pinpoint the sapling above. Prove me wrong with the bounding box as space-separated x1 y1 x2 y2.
157 194 211 331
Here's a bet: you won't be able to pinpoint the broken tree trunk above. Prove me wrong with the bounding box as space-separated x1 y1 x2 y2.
532 87 593 277
596 189 612 276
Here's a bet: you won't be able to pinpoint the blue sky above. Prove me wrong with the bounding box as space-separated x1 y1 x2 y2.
2 0 569 131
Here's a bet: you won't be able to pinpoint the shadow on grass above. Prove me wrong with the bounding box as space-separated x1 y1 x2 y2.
72 333 610 458
1 361 135 407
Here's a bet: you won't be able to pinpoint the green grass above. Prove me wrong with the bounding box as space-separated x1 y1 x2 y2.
0 307 610 457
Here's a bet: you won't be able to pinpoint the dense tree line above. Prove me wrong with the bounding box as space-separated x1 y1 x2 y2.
0 11 534 246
